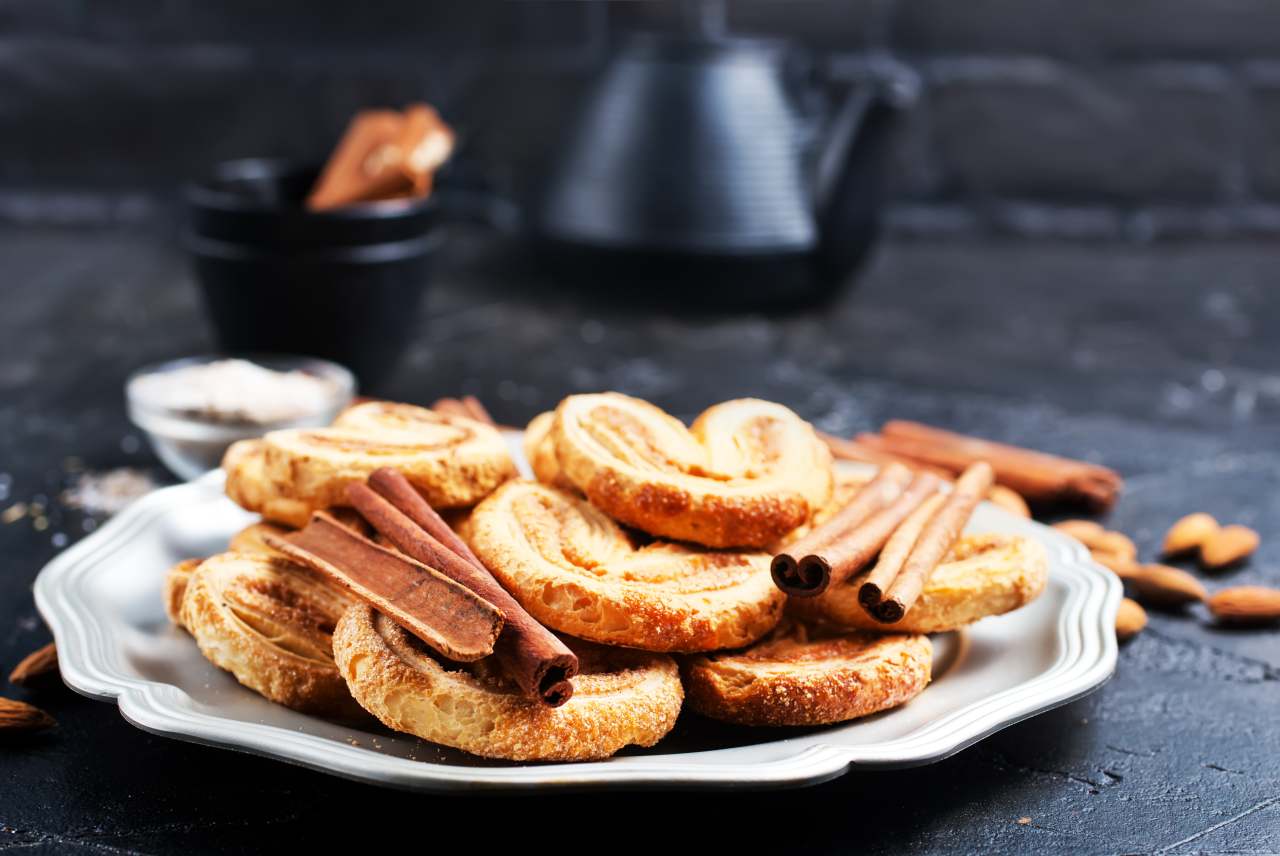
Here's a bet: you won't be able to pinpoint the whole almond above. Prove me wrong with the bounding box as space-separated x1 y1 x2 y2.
1115 598 1147 641
1161 512 1219 556
0 696 56 733
1091 550 1141 578
1208 586 1280 625
1093 531 1137 562
1127 564 1208 607
1200 525 1260 569
987 485 1031 518
9 642 57 687
1054 520 1105 542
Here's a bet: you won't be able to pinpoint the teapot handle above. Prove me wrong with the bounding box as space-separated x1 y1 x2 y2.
813 60 919 282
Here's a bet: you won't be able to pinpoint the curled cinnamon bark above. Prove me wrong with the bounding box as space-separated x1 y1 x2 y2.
857 492 946 615
355 469 580 707
267 513 503 662
868 421 1121 511
794 472 945 597
772 463 913 596
869 462 995 623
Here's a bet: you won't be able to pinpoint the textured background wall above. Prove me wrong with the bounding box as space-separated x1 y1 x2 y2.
4 0 1280 238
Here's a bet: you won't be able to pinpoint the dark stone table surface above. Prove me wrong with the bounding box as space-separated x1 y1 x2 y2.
2 226 1278 854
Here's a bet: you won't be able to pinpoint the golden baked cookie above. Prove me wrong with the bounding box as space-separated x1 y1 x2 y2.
789 533 1048 633
549 393 832 548
228 521 293 558
333 603 683 761
178 551 364 720
464 480 785 652
163 558 203 628
682 621 932 727
223 401 516 527
523 410 575 491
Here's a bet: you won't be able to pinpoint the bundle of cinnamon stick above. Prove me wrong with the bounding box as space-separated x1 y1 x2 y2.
307 103 454 211
772 462 994 624
268 467 578 707
822 420 1121 512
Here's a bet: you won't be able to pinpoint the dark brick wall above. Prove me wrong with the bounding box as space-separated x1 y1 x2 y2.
3 0 1280 238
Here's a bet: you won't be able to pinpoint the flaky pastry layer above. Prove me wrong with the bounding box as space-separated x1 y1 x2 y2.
464 480 785 652
333 604 683 761
548 394 832 548
223 401 516 527
682 621 932 726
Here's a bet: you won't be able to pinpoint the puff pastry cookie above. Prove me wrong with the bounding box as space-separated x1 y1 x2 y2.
333 603 683 761
682 621 932 726
224 401 516 527
788 533 1048 633
464 480 785 652
173 551 364 720
548 394 832 548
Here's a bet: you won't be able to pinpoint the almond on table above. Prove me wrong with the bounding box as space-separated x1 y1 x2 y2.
1125 564 1208 608
1200 525 1260 569
1207 586 1280 625
1162 512 1220 556
0 697 55 733
1115 598 1147 641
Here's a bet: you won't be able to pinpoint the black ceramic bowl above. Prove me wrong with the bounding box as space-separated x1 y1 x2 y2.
184 159 440 385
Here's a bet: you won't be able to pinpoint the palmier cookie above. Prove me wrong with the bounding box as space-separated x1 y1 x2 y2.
164 558 203 628
177 551 364 720
523 411 575 491
683 621 932 727
550 393 833 548
465 480 785 652
223 401 516 527
333 603 683 761
789 533 1049 634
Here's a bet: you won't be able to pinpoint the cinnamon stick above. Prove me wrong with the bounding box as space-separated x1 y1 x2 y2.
818 431 953 479
871 421 1121 511
358 469 580 706
266 513 503 662
794 472 945 596
873 462 994 623
771 463 913 596
857 492 946 615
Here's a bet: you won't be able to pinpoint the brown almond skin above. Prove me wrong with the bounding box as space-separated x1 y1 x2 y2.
1054 520 1105 542
1208 586 1280 625
1127 564 1208 607
1093 531 1137 562
8 642 58 687
1162 512 1219 556
0 696 56 733
1115 598 1147 641
1201 525 1260 569
1091 550 1140 578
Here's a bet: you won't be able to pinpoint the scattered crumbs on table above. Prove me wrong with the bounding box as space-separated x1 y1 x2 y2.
32 516 48 531
51 532 68 548
1017 817 1032 826
2 502 27 524
61 468 157 516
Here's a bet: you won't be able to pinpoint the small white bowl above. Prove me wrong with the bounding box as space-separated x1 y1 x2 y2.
126 355 355 481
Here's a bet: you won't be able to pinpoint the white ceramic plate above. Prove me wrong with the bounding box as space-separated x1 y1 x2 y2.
35 447 1120 792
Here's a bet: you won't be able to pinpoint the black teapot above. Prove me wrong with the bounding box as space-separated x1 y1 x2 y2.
531 32 918 306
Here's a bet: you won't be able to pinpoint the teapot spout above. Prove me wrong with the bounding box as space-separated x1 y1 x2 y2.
814 62 919 283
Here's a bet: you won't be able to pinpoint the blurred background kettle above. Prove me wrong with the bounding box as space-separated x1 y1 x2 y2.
532 4 919 306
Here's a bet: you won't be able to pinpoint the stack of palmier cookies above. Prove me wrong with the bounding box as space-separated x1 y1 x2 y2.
165 393 1047 761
